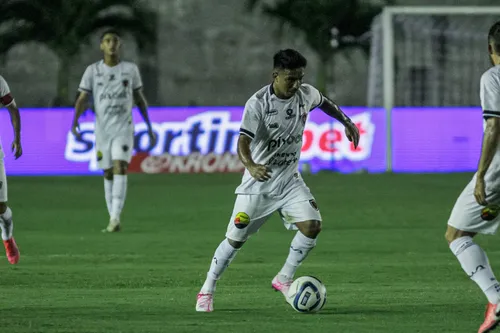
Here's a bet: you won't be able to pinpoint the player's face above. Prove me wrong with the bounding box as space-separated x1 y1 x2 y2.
100 34 121 56
273 68 305 98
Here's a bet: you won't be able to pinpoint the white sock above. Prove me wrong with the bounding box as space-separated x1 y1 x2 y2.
0 207 13 241
104 178 113 216
279 231 317 279
201 239 239 293
110 175 127 221
450 236 500 304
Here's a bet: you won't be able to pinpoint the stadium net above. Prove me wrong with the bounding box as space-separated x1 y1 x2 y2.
367 6 500 108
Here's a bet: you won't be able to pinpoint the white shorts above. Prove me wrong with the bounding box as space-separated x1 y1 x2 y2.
95 136 134 170
225 179 322 242
448 177 500 235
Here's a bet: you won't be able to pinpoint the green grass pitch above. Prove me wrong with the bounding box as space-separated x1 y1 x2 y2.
0 172 496 332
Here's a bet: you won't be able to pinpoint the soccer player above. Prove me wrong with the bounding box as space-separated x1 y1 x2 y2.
0 75 22 264
72 29 155 232
445 22 500 333
196 49 360 312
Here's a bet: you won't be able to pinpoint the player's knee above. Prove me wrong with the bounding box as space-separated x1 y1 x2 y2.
227 238 245 249
298 220 321 238
103 169 114 180
0 202 7 214
445 226 475 244
113 161 128 175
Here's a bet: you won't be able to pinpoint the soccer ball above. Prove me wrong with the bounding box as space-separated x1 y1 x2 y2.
287 276 327 313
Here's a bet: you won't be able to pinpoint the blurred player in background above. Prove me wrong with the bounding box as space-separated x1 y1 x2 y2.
72 29 155 233
196 49 360 312
445 21 500 333
0 75 22 264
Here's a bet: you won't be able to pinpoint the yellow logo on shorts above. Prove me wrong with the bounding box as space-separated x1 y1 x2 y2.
234 212 250 229
481 204 500 221
96 150 103 161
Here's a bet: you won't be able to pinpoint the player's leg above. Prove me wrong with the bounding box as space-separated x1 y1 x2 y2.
103 168 113 217
96 142 114 232
104 136 133 232
273 197 322 297
446 181 500 332
0 160 18 264
196 194 273 312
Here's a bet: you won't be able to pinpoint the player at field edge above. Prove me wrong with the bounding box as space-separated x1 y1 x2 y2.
196 49 360 312
445 21 500 333
72 29 156 233
0 75 22 264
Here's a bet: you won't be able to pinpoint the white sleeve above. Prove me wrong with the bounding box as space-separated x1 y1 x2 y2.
0 75 14 106
302 83 324 111
481 70 500 118
78 66 93 93
132 64 143 90
239 98 262 140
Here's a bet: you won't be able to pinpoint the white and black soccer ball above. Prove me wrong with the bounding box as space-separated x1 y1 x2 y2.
287 276 327 313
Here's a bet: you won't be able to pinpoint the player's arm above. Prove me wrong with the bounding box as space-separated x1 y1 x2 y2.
238 100 271 181
5 101 22 159
0 76 22 159
477 117 500 181
319 96 360 148
133 89 153 134
475 71 500 205
72 91 90 138
132 64 155 147
73 66 93 138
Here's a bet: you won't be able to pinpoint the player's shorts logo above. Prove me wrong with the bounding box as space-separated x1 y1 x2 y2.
309 199 319 211
96 150 103 161
234 212 250 229
480 204 500 221
123 80 129 87
122 145 129 152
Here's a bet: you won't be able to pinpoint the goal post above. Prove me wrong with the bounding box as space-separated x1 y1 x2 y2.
368 6 500 172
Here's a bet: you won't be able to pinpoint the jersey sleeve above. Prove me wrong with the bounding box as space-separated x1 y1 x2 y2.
132 64 143 90
78 65 93 93
481 69 500 119
302 83 324 111
239 98 262 140
0 76 14 106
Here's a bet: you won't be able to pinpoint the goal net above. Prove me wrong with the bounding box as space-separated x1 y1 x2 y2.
367 7 500 108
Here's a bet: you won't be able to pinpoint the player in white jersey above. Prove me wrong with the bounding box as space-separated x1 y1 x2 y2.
0 75 22 264
445 22 500 333
196 49 360 312
72 29 155 233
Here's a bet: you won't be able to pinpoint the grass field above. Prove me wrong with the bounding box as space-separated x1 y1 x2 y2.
0 172 497 332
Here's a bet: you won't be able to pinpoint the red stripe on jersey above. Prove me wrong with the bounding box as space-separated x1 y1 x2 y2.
0 93 13 106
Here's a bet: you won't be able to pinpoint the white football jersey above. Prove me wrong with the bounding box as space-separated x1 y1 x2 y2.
235 83 324 195
78 60 142 141
480 64 500 188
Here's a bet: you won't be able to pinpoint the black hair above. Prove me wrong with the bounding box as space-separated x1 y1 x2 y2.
273 49 307 70
100 29 121 41
488 21 500 54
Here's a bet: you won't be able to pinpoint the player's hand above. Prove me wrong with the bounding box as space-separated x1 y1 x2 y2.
147 129 157 150
474 177 488 206
344 120 360 149
11 138 22 160
248 163 272 182
71 123 81 139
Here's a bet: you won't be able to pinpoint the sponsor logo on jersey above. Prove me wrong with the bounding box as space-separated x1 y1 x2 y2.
99 91 127 102
267 134 302 151
285 108 296 119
